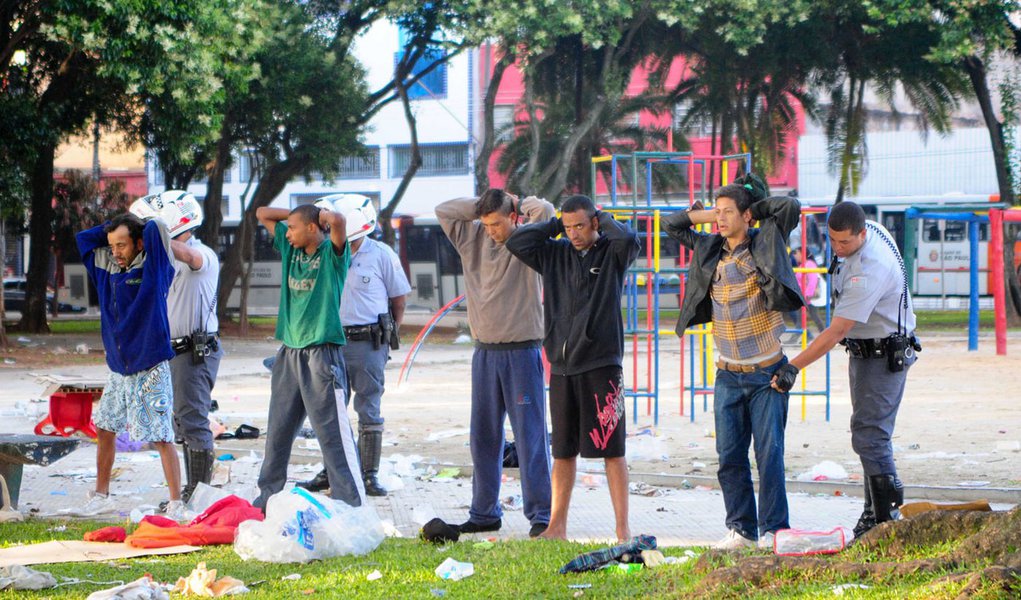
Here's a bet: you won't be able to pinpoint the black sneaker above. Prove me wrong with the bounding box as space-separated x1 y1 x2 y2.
529 522 549 538
296 469 330 492
457 519 501 534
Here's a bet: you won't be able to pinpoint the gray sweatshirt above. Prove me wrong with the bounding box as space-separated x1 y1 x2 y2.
436 196 554 344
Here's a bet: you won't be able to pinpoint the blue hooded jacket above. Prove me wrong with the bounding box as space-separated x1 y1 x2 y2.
76 219 175 375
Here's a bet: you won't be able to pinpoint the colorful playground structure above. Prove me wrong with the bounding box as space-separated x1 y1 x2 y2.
396 153 1020 427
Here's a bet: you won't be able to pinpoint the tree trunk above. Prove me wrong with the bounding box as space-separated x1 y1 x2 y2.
962 55 1021 321
378 71 422 247
474 47 513 196
200 118 233 249
0 219 8 350
19 141 57 333
216 158 305 322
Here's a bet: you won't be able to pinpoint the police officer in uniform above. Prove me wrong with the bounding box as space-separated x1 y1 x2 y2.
773 201 920 538
132 191 222 505
298 195 410 497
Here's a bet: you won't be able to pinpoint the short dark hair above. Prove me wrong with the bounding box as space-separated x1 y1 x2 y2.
714 172 769 213
104 213 145 243
561 194 596 218
828 201 866 234
290 204 321 225
475 189 513 218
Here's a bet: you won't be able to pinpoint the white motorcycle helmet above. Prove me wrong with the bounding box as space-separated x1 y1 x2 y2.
314 193 378 242
129 190 204 239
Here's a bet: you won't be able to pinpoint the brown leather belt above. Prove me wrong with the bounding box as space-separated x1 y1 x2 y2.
716 355 782 373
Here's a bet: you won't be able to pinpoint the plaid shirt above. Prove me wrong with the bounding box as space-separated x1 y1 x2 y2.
710 240 784 361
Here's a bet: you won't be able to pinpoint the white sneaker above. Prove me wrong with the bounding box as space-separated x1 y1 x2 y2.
758 531 776 551
162 499 190 522
713 529 757 550
63 491 116 517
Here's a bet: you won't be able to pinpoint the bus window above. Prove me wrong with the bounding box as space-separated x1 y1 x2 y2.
944 221 966 242
924 220 941 242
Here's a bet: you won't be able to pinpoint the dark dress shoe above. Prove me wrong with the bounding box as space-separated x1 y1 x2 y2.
296 469 329 492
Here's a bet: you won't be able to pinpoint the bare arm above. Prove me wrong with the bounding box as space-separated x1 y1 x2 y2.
170 240 205 270
389 294 407 329
319 209 347 255
256 207 290 237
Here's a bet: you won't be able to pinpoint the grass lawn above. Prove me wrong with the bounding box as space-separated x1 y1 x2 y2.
0 520 988 598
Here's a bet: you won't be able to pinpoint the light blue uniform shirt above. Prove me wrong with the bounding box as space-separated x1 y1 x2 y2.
340 238 411 326
832 221 916 339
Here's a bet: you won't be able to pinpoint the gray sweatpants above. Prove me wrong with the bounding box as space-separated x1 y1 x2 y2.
342 339 388 433
170 347 222 451
848 354 915 477
256 343 364 508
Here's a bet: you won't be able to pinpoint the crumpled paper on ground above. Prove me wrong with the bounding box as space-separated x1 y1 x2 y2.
174 562 248 596
86 575 169 600
0 564 57 590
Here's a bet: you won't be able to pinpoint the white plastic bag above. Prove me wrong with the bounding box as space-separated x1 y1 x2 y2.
234 487 384 563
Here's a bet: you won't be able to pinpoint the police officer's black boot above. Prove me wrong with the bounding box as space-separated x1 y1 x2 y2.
359 430 386 497
852 478 876 539
182 447 215 504
869 474 904 524
297 469 330 492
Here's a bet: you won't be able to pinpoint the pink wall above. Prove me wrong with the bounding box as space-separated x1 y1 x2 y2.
478 45 802 197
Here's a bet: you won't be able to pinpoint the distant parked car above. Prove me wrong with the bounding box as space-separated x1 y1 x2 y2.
3 278 87 313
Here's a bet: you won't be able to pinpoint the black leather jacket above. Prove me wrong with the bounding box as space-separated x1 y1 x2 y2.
664 196 805 334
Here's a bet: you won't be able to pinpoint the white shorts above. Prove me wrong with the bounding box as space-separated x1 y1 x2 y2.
93 361 175 442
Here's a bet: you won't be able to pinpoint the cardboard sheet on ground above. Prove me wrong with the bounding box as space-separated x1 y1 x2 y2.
0 541 200 567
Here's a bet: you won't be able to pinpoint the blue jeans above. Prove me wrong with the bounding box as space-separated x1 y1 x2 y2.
714 357 790 539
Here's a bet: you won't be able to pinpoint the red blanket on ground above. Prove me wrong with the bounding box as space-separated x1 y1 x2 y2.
124 495 264 548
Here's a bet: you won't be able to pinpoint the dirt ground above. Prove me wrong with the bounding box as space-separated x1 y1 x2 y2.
2 326 1019 490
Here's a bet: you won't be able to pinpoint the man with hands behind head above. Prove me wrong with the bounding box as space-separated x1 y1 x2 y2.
506 195 640 542
436 190 554 538
253 203 364 510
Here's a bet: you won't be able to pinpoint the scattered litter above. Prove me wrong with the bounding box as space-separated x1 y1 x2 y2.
430 467 461 482
560 535 657 574
957 481 991 487
51 346 69 355
130 507 157 523
75 343 91 354
907 443 920 450
218 454 235 462
773 527 850 555
85 575 168 600
679 479 693 490
186 483 233 514
0 564 57 590
625 435 668 462
234 488 384 563
115 433 147 453
47 525 67 532
429 589 447 597
616 563 642 574
49 490 67 496
453 334 472 344
3 358 15 365
500 495 523 511
694 485 712 491
796 461 849 482
173 562 248 597
473 540 494 550
628 482 664 497
831 583 870 595
567 583 592 589
236 451 261 464
691 461 706 470
640 549 666 567
210 462 232 487
435 557 474 581
381 520 402 538
17 336 31 344
686 442 701 449
579 473 606 488
282 574 302 581
366 570 382 581
0 540 200 566
703 429 715 439
426 429 470 442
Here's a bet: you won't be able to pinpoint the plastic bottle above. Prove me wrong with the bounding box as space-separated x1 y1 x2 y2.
772 527 849 555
